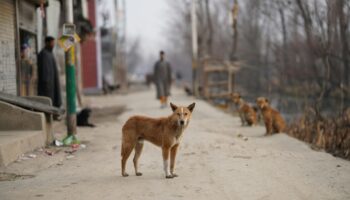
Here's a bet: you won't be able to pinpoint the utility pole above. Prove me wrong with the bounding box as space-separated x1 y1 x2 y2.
114 0 119 86
63 0 78 144
191 0 198 97
230 0 239 61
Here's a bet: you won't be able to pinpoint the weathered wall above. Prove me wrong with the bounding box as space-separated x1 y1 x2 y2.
0 0 17 95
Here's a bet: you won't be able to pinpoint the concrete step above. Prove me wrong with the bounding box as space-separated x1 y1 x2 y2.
0 130 45 167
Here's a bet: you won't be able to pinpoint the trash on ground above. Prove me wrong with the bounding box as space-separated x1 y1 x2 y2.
66 155 75 159
28 154 37 158
45 150 53 156
71 144 80 150
54 140 63 147
62 135 80 146
64 149 77 154
19 155 30 161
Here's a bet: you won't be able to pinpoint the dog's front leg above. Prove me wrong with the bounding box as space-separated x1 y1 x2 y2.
170 144 179 177
264 118 273 135
162 146 172 178
239 112 245 126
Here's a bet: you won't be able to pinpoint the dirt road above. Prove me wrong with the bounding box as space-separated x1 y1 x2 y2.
0 87 349 200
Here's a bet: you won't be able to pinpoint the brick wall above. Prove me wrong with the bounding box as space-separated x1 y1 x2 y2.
0 0 17 95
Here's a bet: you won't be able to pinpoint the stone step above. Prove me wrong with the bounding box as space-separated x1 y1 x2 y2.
0 130 45 167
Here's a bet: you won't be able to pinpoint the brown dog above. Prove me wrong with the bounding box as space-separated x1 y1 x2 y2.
231 93 257 126
256 97 286 135
121 102 195 178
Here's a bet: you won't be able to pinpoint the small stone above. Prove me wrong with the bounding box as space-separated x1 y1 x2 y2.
28 154 37 158
21 156 30 160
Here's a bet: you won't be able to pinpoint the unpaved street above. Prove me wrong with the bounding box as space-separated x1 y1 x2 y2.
1 87 349 200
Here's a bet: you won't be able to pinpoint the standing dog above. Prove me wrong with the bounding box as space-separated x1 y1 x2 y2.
231 93 257 126
121 102 195 178
256 97 286 135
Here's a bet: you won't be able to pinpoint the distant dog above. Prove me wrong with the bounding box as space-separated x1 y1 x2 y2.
121 102 195 178
256 97 285 135
231 93 257 126
77 108 96 127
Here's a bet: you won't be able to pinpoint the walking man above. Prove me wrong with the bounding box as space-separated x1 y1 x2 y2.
37 36 62 108
153 51 172 108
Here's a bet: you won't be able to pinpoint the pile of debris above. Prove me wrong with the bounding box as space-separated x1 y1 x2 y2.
287 107 350 160
15 141 87 164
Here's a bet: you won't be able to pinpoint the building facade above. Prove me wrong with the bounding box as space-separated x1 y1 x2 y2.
0 0 17 95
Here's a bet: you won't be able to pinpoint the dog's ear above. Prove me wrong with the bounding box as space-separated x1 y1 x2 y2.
170 102 178 112
187 102 196 112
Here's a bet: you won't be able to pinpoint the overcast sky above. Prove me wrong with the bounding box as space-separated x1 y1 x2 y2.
98 0 172 74
126 0 168 54
98 0 167 51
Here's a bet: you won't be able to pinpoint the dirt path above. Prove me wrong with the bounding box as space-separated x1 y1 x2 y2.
0 87 349 200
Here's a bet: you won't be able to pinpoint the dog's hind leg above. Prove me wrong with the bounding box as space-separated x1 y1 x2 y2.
133 139 144 176
121 142 135 177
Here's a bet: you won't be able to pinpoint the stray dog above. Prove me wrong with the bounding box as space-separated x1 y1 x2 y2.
256 97 286 135
77 108 96 127
121 102 195 178
231 93 257 126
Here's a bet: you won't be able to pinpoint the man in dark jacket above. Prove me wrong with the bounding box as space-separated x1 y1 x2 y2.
153 51 172 108
37 36 62 108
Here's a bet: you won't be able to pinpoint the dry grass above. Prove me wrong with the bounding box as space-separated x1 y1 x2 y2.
287 107 350 160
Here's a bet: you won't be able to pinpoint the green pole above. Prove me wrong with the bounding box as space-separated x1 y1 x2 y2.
63 41 79 145
65 46 76 116
62 0 78 145
63 44 79 145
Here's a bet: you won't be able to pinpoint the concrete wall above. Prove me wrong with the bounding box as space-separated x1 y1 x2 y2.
0 101 45 131
0 0 17 95
0 99 53 166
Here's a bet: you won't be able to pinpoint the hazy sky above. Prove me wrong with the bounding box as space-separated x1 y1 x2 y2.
98 0 171 74
98 0 167 50
126 0 168 54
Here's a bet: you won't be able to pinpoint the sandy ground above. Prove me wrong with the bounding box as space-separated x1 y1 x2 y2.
0 87 349 200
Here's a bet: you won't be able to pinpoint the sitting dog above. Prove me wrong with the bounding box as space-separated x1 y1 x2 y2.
256 97 286 135
77 108 96 127
121 102 195 178
231 93 257 126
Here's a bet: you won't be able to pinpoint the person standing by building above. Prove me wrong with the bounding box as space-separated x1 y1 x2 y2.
37 36 62 108
20 44 33 96
153 51 172 108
